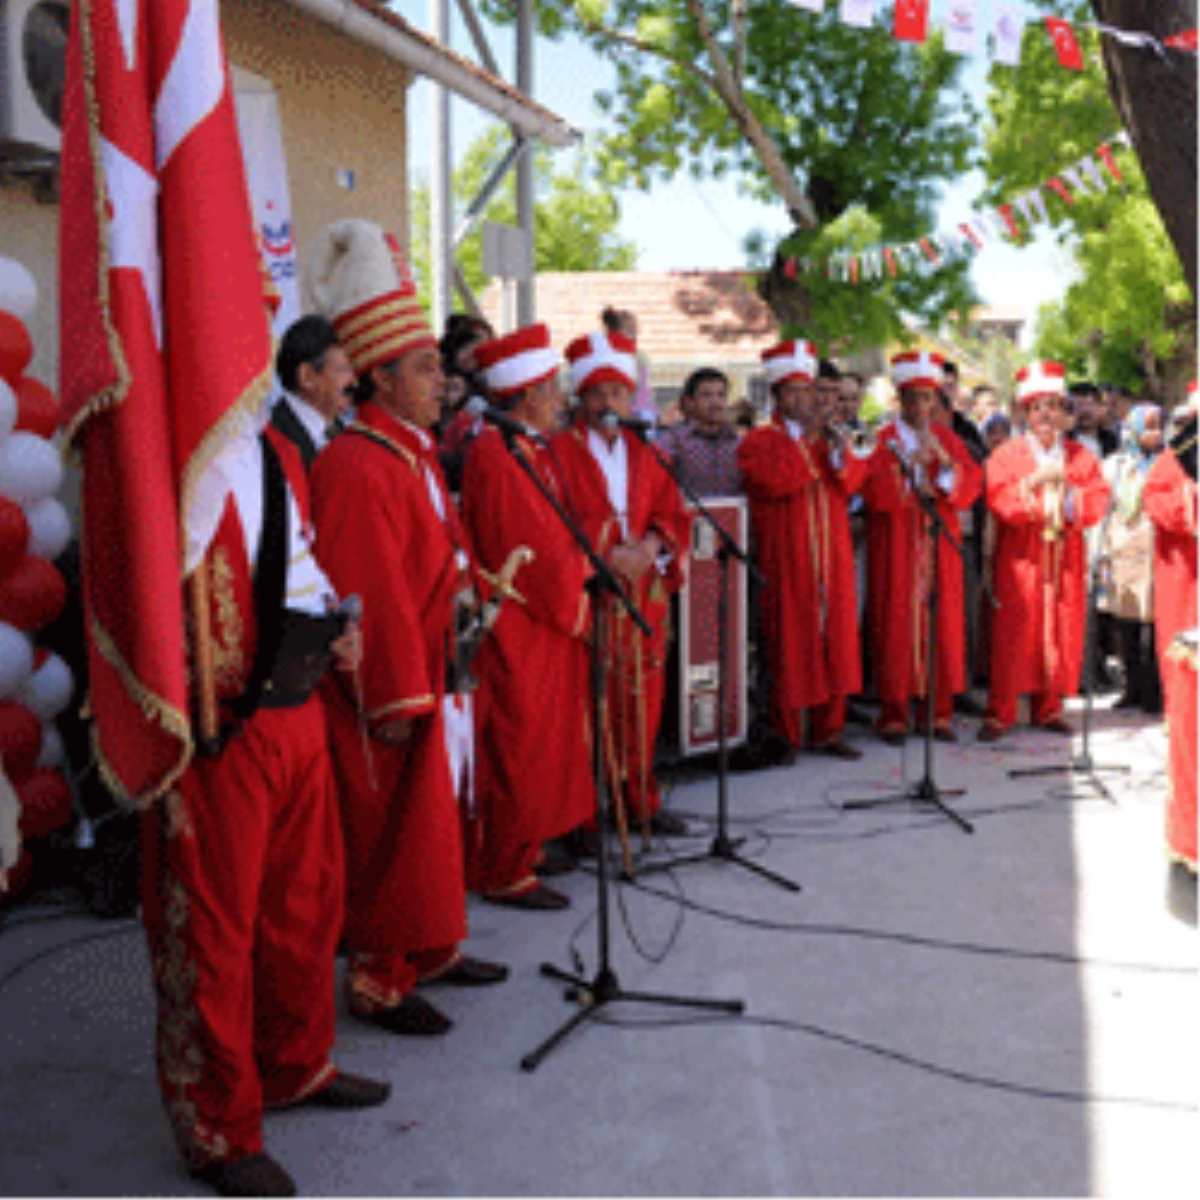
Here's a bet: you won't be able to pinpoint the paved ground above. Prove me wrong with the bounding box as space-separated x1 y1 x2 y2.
0 696 1195 1197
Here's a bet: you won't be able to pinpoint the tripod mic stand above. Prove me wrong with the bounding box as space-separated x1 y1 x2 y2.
627 430 799 892
843 447 975 834
1008 449 1130 801
498 431 744 1073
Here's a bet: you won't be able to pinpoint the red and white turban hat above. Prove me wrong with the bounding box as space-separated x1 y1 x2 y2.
1015 361 1067 406
474 324 560 400
761 339 818 387
1186 380 1198 412
890 350 945 392
309 219 434 377
564 331 638 393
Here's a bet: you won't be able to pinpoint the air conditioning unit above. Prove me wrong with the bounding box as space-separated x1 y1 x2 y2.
0 0 68 158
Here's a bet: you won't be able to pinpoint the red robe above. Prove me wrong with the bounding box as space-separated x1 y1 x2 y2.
860 421 982 731
1142 448 1198 673
983 435 1110 728
738 419 867 746
142 433 342 1169
310 402 468 1011
459 428 593 894
549 422 690 822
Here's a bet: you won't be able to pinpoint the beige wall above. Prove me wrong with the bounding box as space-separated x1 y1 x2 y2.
0 0 411 389
0 183 59 389
222 0 411 309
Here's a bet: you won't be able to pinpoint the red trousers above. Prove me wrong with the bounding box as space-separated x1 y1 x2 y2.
140 698 344 1169
984 684 1062 731
776 694 847 749
878 688 954 734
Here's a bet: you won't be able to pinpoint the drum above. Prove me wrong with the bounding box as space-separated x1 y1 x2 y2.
673 497 749 757
1165 628 1197 870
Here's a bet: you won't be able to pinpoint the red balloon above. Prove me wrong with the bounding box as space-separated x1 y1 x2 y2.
0 554 67 632
13 376 59 439
17 767 73 840
0 495 30 578
0 312 33 385
0 699 42 781
0 848 34 905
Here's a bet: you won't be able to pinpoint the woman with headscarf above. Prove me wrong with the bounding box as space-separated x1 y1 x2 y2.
1098 402 1165 713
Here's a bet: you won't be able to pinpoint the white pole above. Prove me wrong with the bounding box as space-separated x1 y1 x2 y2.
515 0 534 325
430 0 452 335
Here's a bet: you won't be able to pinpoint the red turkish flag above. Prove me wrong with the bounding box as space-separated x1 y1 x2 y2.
1164 29 1198 52
59 0 271 804
894 0 930 43
1044 17 1085 70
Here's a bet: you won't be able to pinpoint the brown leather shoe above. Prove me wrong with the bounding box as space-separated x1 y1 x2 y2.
535 844 578 878
192 1154 297 1198
297 1071 391 1110
426 955 510 987
977 721 1007 743
933 725 958 744
356 994 453 1037
878 726 907 747
647 809 690 836
484 882 570 911
816 738 863 760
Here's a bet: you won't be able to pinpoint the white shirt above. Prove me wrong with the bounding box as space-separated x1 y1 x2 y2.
282 393 331 453
784 417 804 443
222 439 336 617
1027 432 1077 521
587 428 630 538
896 418 955 494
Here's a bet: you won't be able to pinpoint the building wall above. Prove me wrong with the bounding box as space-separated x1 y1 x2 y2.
0 181 58 388
0 0 411 390
222 0 411 310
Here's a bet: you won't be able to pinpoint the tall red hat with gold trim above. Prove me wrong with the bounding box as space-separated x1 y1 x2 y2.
309 220 434 376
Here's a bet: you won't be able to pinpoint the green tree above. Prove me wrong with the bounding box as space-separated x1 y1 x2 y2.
982 4 1195 396
410 128 637 307
481 0 980 355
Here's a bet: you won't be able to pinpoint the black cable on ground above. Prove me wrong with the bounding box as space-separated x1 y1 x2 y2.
0 922 140 999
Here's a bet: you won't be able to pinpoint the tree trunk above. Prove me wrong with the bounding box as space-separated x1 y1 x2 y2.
1091 1 1197 298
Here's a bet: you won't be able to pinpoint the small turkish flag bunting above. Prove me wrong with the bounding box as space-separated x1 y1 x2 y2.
1044 17 1085 70
894 0 929 44
1164 29 1198 52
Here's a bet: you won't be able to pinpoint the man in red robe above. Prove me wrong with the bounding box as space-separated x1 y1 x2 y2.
1137 381 1200 686
860 351 982 744
738 344 866 760
142 426 389 1197
458 324 593 909
550 330 691 836
308 220 507 1040
979 362 1111 740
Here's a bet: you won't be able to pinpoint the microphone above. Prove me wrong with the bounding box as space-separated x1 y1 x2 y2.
337 593 363 623
601 412 657 435
465 396 543 443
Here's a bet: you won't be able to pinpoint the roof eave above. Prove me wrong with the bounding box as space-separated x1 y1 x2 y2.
285 0 581 149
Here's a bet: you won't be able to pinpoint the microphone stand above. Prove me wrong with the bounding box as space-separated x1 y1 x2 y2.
626 426 800 893
842 444 975 834
496 429 743 1073
1008 447 1131 800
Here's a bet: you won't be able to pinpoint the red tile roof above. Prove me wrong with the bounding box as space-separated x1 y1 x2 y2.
480 270 780 366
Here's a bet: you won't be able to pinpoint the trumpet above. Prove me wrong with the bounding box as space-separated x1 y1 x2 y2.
826 418 876 459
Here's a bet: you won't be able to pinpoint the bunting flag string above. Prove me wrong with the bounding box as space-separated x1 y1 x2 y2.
782 1 1199 72
781 135 1130 286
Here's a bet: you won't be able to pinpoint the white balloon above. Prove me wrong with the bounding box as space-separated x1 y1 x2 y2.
0 256 37 324
0 622 33 699
17 652 73 720
36 722 65 770
0 378 16 442
25 497 72 560
0 433 63 506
